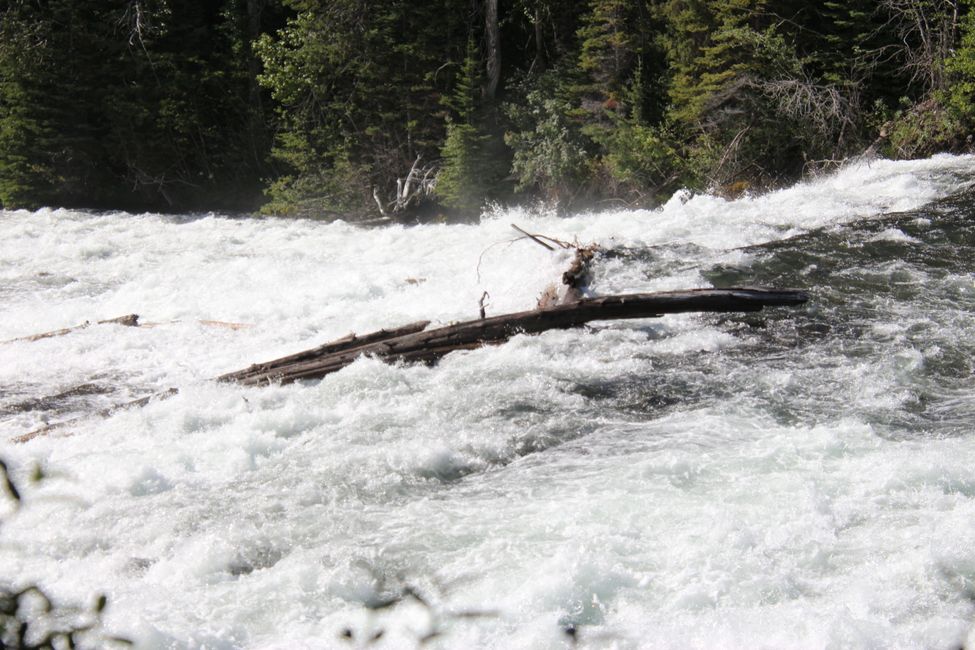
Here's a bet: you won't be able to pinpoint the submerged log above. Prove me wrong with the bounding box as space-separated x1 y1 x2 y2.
12 387 179 444
221 287 808 386
2 314 140 344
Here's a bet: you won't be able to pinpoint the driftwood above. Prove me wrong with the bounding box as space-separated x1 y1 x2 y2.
558 245 596 304
2 315 257 345
509 224 599 309
217 320 432 384
1 314 140 344
217 288 808 387
140 319 254 330
12 388 179 445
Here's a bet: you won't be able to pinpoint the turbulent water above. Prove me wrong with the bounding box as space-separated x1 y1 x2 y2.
2 155 975 649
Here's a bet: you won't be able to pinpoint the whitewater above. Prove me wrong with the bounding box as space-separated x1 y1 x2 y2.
2 155 975 649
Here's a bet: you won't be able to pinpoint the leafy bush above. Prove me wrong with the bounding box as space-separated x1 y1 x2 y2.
504 70 596 208
884 98 968 159
603 121 685 204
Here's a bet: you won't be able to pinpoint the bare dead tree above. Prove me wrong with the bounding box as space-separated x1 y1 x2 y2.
373 154 439 217
709 125 752 188
756 76 862 156
119 0 149 48
118 0 165 81
877 0 960 94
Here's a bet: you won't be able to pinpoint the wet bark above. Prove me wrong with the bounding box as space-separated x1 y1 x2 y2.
217 320 431 384
219 288 808 386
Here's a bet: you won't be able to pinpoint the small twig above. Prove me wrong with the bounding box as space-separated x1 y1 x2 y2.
476 225 576 284
478 292 490 319
511 224 577 249
0 459 22 506
510 224 556 251
475 238 522 284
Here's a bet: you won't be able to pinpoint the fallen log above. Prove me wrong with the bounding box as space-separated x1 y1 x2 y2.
217 320 431 384
11 321 435 442
12 388 179 445
2 314 140 344
11 287 808 442
220 287 808 386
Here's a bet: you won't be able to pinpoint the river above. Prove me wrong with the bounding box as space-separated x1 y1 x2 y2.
2 155 975 648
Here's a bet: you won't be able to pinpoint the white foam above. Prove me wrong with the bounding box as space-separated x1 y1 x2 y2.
2 155 975 648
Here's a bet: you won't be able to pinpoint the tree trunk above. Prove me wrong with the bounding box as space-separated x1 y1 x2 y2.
484 0 501 100
245 0 266 170
531 6 545 73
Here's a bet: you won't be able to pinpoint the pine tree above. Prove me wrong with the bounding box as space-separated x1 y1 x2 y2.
0 1 119 208
578 0 634 102
257 0 467 217
437 40 504 213
574 0 647 144
103 0 276 210
0 7 52 208
661 0 817 187
572 0 679 203
0 0 277 211
948 1 975 120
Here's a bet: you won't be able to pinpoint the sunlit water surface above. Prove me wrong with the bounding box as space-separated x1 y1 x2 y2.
2 155 975 649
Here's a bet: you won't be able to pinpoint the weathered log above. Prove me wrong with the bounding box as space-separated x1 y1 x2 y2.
217 320 431 384
12 387 179 444
2 314 140 344
222 288 808 386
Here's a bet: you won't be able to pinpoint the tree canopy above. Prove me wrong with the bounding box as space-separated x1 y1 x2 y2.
2 0 974 217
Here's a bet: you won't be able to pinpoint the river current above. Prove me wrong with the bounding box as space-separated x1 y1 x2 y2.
2 155 975 648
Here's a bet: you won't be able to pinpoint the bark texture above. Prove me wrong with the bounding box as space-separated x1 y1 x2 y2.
220 288 808 386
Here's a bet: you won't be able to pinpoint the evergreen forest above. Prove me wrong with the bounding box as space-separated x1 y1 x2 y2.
3 0 975 219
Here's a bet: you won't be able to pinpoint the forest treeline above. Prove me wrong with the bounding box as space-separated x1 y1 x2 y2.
2 0 975 219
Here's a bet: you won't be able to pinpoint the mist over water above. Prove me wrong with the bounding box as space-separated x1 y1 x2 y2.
2 155 975 648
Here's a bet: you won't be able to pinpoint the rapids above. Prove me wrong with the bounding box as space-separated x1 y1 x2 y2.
2 155 975 648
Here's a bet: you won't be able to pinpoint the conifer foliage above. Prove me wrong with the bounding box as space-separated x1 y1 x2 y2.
0 0 278 211
1 0 973 216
